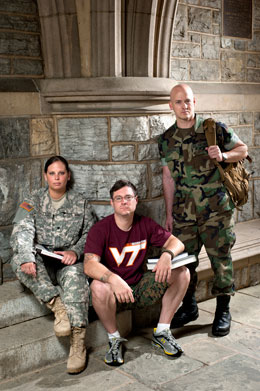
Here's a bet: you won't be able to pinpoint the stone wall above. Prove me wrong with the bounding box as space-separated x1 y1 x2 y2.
0 0 43 78
171 0 260 83
1 106 260 275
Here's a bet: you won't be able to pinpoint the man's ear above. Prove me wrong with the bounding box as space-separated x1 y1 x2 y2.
44 173 47 182
169 101 173 110
110 198 113 207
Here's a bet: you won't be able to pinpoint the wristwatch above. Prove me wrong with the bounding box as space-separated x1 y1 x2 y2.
222 152 228 162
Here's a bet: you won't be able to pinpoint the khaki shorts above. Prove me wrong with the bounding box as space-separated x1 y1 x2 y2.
117 271 168 311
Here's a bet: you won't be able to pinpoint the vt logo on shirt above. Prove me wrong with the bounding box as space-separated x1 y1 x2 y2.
109 240 147 267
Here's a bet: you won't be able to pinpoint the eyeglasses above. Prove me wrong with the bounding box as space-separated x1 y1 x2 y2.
113 195 136 203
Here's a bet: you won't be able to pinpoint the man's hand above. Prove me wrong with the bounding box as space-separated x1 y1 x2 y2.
54 250 77 265
108 274 135 304
152 252 172 283
165 215 174 232
21 262 37 277
206 145 222 162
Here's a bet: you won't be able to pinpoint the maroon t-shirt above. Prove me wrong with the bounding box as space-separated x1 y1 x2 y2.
84 214 171 285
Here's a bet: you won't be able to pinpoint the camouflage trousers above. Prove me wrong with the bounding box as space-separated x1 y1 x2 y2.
172 208 236 296
11 254 89 327
117 272 168 311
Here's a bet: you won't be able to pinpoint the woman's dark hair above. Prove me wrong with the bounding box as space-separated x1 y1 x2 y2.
110 179 137 199
44 155 70 174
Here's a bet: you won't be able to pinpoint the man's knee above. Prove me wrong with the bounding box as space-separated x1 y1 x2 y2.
170 266 190 286
91 280 113 302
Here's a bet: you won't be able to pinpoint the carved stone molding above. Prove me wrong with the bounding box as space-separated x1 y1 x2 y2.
35 77 176 113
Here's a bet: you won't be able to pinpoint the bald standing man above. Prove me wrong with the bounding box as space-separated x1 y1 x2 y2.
158 84 248 337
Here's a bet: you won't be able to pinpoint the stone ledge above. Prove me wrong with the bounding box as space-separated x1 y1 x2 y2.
35 78 260 114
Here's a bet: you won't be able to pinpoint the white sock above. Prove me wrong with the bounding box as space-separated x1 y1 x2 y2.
155 323 170 334
108 330 120 340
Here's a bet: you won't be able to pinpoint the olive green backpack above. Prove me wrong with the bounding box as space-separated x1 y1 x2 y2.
203 118 252 210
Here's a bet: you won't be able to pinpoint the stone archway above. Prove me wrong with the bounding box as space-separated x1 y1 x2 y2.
37 0 178 78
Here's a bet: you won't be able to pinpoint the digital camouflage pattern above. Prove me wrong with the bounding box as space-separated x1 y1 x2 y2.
158 115 239 295
117 272 168 311
10 187 97 327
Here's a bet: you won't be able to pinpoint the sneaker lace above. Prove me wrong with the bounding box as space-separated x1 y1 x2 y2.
163 329 183 352
108 337 127 358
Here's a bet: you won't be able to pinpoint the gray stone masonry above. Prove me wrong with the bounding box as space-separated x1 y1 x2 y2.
0 0 42 78
71 163 148 201
111 117 150 142
0 0 37 14
0 14 40 33
0 118 30 159
171 0 260 82
112 145 135 161
13 59 43 75
58 118 109 161
0 160 42 226
0 32 41 57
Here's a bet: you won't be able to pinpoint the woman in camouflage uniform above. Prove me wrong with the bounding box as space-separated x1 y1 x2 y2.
10 156 96 374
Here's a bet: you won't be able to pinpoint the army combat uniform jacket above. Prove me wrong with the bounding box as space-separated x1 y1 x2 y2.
10 187 96 327
11 187 96 266
158 115 240 295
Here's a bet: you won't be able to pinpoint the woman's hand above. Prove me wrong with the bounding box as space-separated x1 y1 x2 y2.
54 250 77 265
21 262 37 277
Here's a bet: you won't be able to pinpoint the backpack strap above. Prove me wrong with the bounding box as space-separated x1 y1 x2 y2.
203 118 217 146
203 117 252 164
203 118 226 181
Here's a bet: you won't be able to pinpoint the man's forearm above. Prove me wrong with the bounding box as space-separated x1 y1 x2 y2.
100 269 113 282
163 235 185 258
224 143 248 163
84 253 114 282
162 167 175 216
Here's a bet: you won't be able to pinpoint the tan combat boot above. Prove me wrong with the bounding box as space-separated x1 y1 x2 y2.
67 327 87 374
46 296 71 337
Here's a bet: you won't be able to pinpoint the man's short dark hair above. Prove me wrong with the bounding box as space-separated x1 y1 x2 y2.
110 180 138 199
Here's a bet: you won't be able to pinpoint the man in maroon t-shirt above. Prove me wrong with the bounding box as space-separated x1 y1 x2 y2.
84 180 190 366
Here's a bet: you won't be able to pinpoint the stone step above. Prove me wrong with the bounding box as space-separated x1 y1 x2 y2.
0 277 132 380
0 308 131 381
0 316 69 380
0 280 50 329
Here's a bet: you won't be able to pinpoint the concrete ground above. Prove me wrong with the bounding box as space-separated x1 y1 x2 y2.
0 285 259 391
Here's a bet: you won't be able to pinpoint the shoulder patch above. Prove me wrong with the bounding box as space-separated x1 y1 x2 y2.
20 201 34 212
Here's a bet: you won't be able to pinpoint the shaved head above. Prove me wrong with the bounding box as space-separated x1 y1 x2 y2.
169 84 196 128
170 84 194 101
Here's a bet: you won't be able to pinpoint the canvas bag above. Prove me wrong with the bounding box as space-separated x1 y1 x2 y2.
203 118 252 209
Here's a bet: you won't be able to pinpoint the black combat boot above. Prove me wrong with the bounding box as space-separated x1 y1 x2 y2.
212 295 231 337
171 293 199 328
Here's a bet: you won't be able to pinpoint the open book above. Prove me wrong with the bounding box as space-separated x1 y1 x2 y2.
35 244 63 260
147 252 196 270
